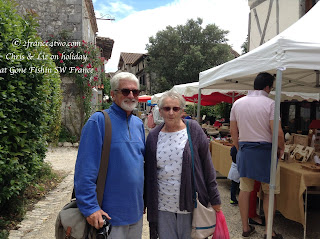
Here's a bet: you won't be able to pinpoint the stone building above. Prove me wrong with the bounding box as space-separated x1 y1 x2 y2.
247 0 319 51
16 0 114 139
117 52 152 95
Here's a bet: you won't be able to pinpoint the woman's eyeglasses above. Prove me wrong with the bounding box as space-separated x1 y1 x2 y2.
161 107 181 112
115 88 140 97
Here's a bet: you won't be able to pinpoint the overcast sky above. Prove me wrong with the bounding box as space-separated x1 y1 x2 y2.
92 0 250 73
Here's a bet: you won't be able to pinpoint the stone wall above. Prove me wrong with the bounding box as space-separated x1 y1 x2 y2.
16 0 100 139
60 76 103 140
15 0 83 41
82 0 96 43
60 76 82 139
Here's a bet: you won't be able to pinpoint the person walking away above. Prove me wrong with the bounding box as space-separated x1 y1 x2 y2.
144 91 221 239
74 72 146 239
230 72 284 239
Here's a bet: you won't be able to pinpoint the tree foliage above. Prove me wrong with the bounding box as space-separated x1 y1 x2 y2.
0 0 62 207
241 36 249 54
146 18 234 93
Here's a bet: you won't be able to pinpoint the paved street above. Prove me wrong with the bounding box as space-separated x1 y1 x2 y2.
8 146 320 239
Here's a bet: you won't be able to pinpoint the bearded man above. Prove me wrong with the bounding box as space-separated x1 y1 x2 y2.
74 72 145 239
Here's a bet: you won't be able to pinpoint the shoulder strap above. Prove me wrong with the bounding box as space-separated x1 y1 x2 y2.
96 110 112 207
71 110 112 207
186 120 197 207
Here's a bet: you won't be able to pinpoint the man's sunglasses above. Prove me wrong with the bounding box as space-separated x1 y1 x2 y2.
161 107 181 112
115 88 140 97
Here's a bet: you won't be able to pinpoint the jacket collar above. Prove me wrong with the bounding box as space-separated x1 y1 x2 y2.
110 102 132 119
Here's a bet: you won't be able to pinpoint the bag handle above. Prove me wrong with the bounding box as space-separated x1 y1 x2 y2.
186 120 198 207
96 110 112 206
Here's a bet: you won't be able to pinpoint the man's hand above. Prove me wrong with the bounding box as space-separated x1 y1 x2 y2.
86 210 111 229
277 147 284 159
230 121 239 150
212 204 221 212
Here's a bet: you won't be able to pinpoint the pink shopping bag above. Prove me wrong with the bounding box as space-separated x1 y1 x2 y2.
212 211 230 239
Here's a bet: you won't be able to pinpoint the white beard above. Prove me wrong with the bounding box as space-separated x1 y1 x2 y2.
121 99 138 112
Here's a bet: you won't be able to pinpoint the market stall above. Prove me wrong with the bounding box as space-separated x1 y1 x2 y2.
210 140 320 228
199 3 320 238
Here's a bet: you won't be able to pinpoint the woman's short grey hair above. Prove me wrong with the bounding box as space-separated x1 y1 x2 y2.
110 72 140 91
158 91 186 109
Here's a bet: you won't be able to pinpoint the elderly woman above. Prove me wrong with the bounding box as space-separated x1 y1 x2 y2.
144 91 221 239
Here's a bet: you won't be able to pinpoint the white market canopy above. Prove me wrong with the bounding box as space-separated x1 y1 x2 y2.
171 82 245 97
171 82 320 102
151 83 319 105
199 2 320 94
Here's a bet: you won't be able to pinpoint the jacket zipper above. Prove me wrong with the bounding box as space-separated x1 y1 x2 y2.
127 117 131 139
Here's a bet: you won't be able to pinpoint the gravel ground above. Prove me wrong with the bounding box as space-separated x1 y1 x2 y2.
9 146 320 239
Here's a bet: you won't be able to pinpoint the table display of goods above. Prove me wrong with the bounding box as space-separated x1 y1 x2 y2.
214 139 233 147
300 162 320 172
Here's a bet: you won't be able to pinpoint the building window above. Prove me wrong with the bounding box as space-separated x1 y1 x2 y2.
140 75 145 86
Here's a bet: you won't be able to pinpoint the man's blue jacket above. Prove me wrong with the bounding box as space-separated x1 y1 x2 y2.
74 103 145 226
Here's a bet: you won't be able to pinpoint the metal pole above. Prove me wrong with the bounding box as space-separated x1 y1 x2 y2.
197 88 202 123
193 99 196 117
267 68 284 239
304 188 307 239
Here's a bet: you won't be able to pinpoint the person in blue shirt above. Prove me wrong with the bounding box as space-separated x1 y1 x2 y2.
74 72 146 239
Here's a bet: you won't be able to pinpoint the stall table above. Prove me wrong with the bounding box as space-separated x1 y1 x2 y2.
210 140 320 228
276 161 320 226
210 140 232 177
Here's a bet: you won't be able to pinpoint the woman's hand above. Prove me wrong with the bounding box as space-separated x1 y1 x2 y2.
212 204 221 212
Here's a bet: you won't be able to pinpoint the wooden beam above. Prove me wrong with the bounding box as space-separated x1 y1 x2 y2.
253 8 262 36
276 0 279 34
260 0 274 45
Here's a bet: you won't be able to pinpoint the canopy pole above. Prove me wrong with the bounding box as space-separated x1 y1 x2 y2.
267 68 284 239
197 88 202 123
316 70 319 87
